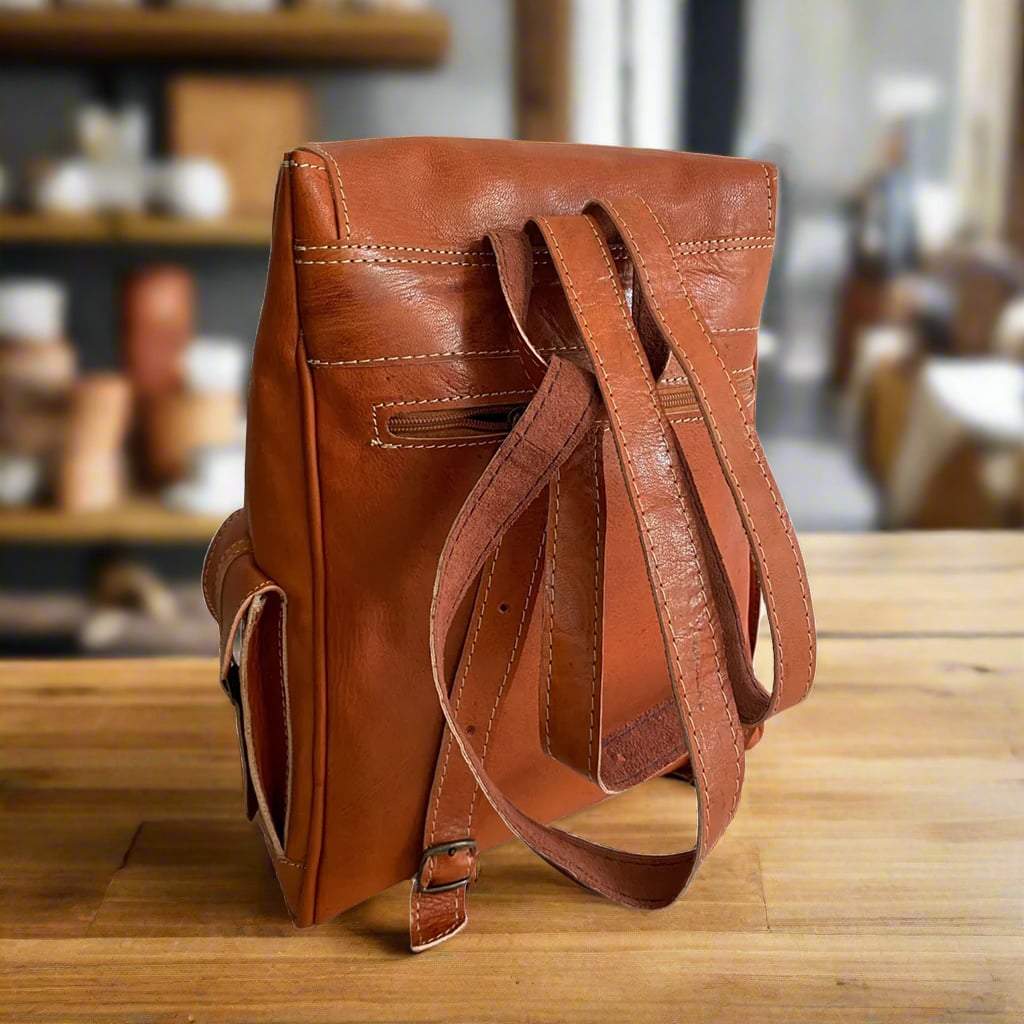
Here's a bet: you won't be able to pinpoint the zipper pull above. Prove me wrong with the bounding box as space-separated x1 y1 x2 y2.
506 405 526 430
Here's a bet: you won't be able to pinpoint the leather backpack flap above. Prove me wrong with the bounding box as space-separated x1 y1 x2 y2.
271 139 778 922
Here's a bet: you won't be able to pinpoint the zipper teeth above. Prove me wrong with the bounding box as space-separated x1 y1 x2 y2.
390 404 523 436
387 370 755 437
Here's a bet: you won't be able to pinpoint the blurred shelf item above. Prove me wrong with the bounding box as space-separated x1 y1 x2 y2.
0 212 270 246
0 8 449 65
0 499 221 543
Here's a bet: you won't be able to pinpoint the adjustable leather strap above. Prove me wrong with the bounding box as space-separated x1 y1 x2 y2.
411 215 755 950
411 499 548 951
537 200 818 784
592 196 816 724
411 203 817 950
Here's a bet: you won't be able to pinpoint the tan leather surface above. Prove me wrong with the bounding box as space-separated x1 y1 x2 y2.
201 138 812 944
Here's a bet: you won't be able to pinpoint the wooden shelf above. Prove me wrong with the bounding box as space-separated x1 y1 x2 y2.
0 212 270 247
0 8 449 65
0 500 223 544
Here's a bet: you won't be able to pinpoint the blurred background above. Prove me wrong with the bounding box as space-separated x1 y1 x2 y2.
0 0 1021 657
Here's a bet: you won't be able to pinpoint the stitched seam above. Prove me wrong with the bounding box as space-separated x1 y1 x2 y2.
423 548 500 888
468 528 547 827
540 218 733 847
297 257 499 267
212 539 253 621
710 326 760 334
629 196 813 704
372 389 533 449
761 164 774 233
668 393 755 424
307 344 583 368
614 744 687 788
542 472 559 756
308 349 750 371
588 430 600 778
413 887 465 949
282 160 327 171
664 363 754 385
202 509 246 614
291 235 774 255
678 235 774 247
277 595 291 849
373 438 506 451
292 243 771 267
297 242 495 255
602 696 675 746
306 144 351 239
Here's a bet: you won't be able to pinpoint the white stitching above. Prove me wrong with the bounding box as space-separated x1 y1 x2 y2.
542 471 559 756
710 327 760 334
313 348 516 366
588 429 601 778
276 592 292 849
306 144 351 240
282 160 327 171
212 539 252 620
297 242 494 255
293 242 772 267
203 509 246 614
761 163 775 233
307 344 582 368
467 528 547 827
372 438 506 451
292 235 774 255
412 886 465 949
422 546 500 889
628 195 813 705
662 364 755 386
542 214 740 844
296 257 499 267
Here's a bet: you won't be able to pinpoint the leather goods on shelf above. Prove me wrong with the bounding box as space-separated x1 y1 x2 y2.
167 76 311 217
58 372 132 512
202 138 817 951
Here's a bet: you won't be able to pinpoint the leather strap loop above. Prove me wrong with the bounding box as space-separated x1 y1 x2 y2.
589 196 817 723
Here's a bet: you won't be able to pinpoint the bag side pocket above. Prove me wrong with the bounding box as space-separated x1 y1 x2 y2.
239 589 291 852
204 509 292 857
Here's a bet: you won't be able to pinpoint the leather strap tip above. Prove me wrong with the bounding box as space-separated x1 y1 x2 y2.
408 884 469 953
409 917 468 954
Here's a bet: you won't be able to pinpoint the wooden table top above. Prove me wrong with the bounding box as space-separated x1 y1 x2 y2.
1 532 1022 1023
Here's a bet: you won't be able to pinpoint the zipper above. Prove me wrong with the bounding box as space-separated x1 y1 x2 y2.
388 403 527 438
385 368 754 441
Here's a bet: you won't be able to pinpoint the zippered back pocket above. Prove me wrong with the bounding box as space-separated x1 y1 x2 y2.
373 368 755 449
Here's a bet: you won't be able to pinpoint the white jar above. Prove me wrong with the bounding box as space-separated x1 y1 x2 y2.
0 279 68 345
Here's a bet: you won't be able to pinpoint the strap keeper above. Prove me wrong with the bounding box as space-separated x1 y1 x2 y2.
413 839 477 894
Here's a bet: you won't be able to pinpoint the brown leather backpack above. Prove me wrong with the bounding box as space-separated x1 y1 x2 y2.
203 137 816 951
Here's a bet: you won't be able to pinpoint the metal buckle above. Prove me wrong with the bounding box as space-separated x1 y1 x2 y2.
414 839 477 894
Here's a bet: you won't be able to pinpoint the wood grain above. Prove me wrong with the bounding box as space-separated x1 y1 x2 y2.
0 213 270 247
0 533 1022 1022
0 499 221 543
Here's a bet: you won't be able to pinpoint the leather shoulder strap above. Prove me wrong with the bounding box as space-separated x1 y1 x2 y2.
413 215 754 949
592 197 816 722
